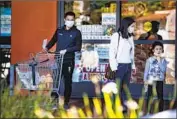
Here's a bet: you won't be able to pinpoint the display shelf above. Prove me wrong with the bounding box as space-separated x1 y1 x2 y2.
82 39 110 44
82 39 175 44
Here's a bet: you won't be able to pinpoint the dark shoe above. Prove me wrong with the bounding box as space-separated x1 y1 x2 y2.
123 109 128 114
52 104 58 110
51 91 59 99
122 106 128 114
63 103 69 110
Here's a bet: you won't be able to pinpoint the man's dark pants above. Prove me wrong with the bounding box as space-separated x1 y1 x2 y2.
62 60 74 104
51 58 74 105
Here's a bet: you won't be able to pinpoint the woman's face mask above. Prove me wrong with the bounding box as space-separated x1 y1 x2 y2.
128 22 135 34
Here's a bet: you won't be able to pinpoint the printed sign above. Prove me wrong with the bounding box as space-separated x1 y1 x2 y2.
102 13 116 25
81 63 108 82
0 8 11 36
72 62 109 82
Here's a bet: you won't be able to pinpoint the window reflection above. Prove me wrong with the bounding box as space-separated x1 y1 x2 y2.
65 1 117 39
122 1 176 40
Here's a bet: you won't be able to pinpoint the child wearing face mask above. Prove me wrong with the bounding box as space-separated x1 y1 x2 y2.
144 41 168 113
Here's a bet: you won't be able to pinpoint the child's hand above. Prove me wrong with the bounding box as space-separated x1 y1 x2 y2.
159 53 165 58
154 52 163 62
154 52 165 58
154 52 161 57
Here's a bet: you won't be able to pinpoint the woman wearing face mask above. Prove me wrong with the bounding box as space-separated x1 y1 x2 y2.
44 11 82 110
109 17 136 111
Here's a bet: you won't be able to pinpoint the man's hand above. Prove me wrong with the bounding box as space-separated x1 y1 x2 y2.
60 49 67 55
42 47 48 52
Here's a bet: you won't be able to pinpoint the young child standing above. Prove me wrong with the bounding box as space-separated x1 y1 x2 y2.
144 41 168 113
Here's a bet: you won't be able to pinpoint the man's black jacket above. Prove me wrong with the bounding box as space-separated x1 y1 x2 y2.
46 25 82 62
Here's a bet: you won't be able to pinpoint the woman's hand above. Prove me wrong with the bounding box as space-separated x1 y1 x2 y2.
132 69 136 75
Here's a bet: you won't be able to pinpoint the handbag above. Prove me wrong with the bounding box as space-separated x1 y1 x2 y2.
105 64 116 79
105 32 120 80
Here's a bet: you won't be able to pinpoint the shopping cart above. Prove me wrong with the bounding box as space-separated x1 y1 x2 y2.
15 51 64 96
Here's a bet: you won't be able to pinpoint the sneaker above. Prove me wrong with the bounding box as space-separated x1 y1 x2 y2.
63 103 69 110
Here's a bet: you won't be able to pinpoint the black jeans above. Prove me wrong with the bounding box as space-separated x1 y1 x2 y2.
62 61 74 104
146 81 164 112
51 60 74 104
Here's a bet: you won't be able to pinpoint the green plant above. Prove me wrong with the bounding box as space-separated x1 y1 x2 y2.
1 81 176 118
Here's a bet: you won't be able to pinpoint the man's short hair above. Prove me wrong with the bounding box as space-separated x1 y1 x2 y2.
64 12 75 18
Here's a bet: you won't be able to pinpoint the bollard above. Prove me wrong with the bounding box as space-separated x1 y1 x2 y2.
10 65 14 96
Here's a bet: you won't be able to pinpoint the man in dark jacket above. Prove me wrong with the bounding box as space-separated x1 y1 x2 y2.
44 11 82 109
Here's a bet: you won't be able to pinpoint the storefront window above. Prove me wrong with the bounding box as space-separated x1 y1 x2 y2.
65 1 117 82
122 0 176 40
64 1 117 40
0 2 11 36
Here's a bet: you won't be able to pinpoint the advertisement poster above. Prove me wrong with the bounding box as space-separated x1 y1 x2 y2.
0 8 11 36
163 44 175 84
102 13 116 25
81 63 108 82
72 62 108 83
165 9 176 40
95 44 109 59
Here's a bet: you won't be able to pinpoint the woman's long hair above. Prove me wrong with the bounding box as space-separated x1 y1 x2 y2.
118 17 135 39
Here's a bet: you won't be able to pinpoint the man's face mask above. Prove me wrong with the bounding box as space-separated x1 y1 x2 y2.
65 20 74 28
